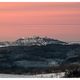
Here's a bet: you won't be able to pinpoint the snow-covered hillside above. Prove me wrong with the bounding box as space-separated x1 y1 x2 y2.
0 72 65 78
0 36 67 47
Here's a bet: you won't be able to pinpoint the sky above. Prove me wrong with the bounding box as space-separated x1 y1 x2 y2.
0 2 80 42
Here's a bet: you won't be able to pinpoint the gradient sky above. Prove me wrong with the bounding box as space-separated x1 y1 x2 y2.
0 2 80 42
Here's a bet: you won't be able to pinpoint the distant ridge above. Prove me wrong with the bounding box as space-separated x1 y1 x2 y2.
68 41 80 44
0 36 67 47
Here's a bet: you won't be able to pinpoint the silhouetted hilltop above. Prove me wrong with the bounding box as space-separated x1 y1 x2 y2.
0 36 67 47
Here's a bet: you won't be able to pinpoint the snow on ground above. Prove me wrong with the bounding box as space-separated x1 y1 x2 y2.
0 72 65 78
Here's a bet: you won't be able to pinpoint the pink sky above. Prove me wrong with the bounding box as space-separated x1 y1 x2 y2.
0 2 80 41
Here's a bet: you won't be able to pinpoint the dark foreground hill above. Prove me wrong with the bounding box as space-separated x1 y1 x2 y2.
0 43 80 74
